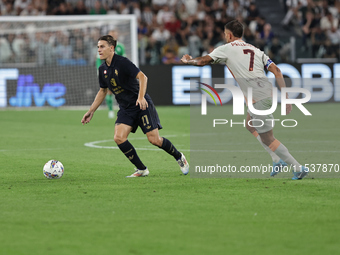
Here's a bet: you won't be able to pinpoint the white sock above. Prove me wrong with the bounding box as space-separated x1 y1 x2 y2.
269 140 302 172
256 135 281 163
252 131 280 163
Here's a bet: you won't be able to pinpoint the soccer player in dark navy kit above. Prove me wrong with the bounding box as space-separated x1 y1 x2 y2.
81 35 189 177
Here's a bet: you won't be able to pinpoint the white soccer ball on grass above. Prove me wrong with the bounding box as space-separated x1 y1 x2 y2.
43 160 64 179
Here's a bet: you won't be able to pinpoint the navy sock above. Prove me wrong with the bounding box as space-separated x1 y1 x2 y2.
160 137 181 160
117 140 146 170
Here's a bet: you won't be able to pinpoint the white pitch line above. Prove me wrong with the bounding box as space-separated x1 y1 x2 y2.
84 140 340 153
0 148 61 152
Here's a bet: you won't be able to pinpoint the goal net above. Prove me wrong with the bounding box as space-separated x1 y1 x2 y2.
0 15 138 108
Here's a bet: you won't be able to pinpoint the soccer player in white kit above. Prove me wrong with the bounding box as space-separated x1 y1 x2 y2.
181 20 308 180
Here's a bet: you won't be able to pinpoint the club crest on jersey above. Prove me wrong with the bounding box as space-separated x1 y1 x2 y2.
104 70 107 74
115 69 118 76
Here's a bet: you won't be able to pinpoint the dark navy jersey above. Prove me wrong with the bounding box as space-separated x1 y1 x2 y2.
98 54 151 109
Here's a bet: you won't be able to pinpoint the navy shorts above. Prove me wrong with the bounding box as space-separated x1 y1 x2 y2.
116 101 162 134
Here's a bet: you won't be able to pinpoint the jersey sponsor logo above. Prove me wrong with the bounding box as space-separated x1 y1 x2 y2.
112 86 124 94
254 79 264 88
111 78 117 87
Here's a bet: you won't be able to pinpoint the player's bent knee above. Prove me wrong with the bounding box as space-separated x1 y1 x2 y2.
114 135 126 145
261 138 270 146
148 136 161 147
260 136 273 146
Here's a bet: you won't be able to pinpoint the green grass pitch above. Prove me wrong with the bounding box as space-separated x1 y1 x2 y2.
0 104 339 255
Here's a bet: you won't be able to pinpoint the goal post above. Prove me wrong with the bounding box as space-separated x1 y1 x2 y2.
0 15 138 108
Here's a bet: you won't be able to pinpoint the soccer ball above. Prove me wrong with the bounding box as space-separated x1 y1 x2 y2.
43 160 64 179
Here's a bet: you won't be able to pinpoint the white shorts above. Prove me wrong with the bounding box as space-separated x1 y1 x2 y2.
247 98 274 134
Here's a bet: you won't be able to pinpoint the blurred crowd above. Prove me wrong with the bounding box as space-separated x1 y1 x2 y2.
0 0 339 66
282 0 340 58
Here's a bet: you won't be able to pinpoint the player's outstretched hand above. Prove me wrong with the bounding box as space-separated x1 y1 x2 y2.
286 104 292 115
81 111 94 125
181 54 192 64
136 97 148 110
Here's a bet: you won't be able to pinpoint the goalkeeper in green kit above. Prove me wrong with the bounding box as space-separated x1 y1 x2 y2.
96 30 126 119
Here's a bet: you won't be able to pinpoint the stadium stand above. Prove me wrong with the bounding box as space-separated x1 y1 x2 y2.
0 0 338 65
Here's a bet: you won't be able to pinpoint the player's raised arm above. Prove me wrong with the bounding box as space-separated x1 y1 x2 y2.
81 87 107 125
136 71 148 110
181 54 213 66
267 63 292 114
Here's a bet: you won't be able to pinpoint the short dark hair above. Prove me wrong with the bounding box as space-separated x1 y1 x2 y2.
224 20 244 38
98 35 117 48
